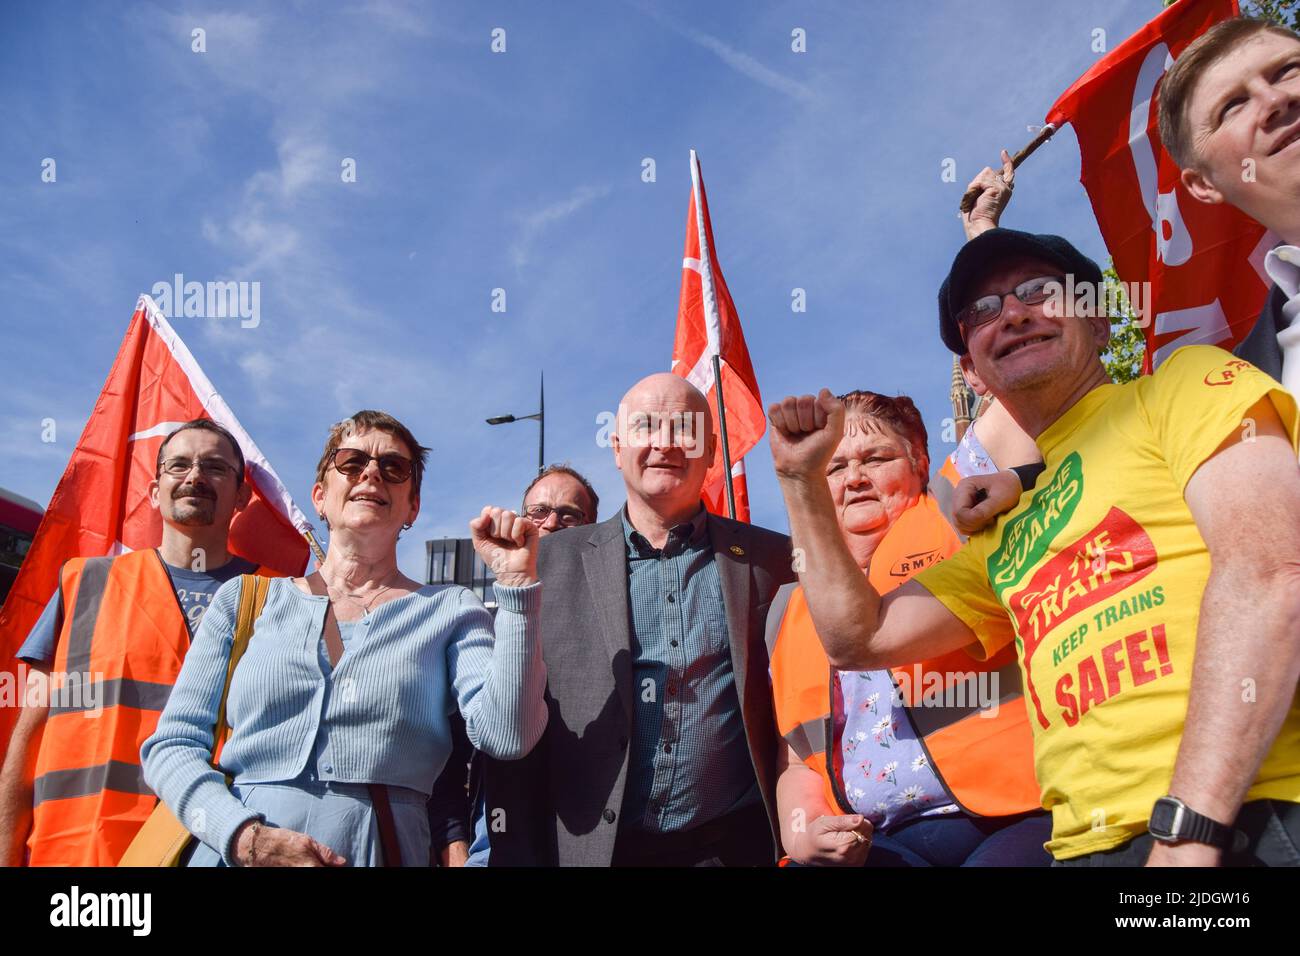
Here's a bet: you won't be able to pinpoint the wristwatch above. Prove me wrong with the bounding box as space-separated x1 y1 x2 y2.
1009 463 1046 492
1148 796 1244 851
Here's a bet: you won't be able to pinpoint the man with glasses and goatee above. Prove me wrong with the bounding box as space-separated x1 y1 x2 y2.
0 419 276 866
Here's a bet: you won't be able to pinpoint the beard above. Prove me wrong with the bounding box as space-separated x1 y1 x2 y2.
170 485 217 526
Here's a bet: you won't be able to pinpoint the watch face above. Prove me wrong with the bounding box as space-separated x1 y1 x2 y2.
1149 799 1179 839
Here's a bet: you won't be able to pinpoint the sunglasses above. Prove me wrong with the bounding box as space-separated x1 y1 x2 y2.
956 275 1064 332
331 448 413 483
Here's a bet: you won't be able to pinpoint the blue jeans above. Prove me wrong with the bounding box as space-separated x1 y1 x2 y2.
861 810 1053 867
465 794 490 867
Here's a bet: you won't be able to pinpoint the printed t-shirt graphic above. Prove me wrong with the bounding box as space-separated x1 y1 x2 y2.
914 346 1300 859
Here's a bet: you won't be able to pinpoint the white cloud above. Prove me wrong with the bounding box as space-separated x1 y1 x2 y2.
510 184 613 270
633 2 816 103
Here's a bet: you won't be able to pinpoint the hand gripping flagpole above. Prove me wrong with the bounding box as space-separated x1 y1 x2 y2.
958 124 1058 214
711 353 737 520
302 528 327 566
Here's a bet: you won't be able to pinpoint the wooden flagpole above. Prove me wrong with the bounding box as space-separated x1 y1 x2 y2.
959 124 1058 214
303 528 326 566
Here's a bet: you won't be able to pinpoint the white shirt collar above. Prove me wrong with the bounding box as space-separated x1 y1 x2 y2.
1264 245 1300 325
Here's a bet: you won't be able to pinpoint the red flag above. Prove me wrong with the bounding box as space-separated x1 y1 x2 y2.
0 295 312 743
672 150 765 522
1046 0 1276 370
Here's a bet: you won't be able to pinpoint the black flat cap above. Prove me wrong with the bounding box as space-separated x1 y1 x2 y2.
938 228 1103 354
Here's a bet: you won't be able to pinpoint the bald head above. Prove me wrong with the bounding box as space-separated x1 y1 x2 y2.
611 372 716 519
619 373 712 428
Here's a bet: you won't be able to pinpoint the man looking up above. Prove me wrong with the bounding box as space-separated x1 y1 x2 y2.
1158 16 1300 392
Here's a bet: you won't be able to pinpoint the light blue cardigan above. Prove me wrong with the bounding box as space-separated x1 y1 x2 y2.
141 576 545 864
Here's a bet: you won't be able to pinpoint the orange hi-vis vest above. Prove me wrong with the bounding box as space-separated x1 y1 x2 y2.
928 454 963 529
767 494 1040 819
27 549 274 866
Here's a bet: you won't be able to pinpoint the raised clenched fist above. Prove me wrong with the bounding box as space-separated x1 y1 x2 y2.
768 389 845 481
469 506 539 588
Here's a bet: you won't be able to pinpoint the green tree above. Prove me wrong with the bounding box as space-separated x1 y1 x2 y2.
1241 0 1300 30
1102 264 1146 383
1168 0 1298 27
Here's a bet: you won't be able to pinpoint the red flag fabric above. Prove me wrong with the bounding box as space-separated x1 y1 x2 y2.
0 295 311 744
672 150 765 522
1046 0 1276 370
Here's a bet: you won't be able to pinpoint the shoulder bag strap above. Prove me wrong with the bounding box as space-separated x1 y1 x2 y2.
212 574 270 755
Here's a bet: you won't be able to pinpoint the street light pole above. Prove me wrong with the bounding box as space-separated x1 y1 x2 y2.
486 371 546 477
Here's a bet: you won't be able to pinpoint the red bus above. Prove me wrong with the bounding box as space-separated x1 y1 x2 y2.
0 487 44 607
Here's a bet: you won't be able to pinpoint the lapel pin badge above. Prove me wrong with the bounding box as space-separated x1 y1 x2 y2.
729 545 745 556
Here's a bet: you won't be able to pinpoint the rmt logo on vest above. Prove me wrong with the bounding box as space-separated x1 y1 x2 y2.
49 886 151 937
0 664 102 717
151 273 260 329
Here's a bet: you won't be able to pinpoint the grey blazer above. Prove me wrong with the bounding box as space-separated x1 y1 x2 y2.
484 509 794 866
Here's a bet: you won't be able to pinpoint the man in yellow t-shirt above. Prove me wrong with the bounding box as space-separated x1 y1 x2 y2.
768 228 1300 866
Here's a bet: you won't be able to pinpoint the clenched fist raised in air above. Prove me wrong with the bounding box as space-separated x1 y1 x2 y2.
768 389 845 481
470 506 539 588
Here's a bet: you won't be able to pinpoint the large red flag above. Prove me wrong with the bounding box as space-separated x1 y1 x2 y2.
1046 0 1276 370
0 295 312 744
672 150 765 522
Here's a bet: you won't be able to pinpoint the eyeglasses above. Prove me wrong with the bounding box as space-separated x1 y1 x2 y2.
160 456 239 480
331 448 413 483
955 275 1064 332
523 504 587 527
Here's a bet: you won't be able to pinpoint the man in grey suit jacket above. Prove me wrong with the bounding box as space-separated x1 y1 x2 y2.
485 373 794 866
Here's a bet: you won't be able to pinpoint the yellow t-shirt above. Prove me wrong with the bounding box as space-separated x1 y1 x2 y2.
914 345 1300 859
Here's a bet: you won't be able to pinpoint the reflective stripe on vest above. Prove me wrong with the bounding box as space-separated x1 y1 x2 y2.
27 550 275 866
769 494 1041 819
784 716 828 764
65 556 112 674
47 677 175 717
33 760 152 805
929 455 962 534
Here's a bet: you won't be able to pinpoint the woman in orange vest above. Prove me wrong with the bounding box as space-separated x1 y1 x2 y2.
769 391 1049 866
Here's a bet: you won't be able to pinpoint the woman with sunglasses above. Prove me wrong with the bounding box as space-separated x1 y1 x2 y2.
142 410 546 866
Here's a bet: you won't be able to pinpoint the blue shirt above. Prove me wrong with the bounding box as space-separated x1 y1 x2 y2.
16 552 257 665
619 505 759 833
142 575 546 865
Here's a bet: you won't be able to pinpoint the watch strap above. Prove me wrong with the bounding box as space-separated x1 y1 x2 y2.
1010 463 1046 492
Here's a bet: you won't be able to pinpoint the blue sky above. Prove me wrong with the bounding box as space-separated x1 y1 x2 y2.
0 0 1158 578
